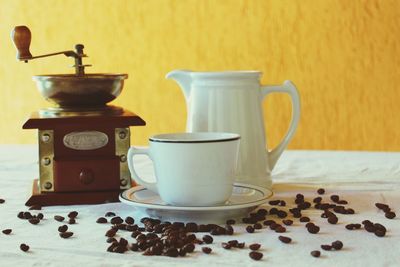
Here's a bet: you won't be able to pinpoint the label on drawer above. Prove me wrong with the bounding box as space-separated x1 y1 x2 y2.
63 131 108 150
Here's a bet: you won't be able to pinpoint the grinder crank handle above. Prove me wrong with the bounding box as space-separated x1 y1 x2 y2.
11 26 33 61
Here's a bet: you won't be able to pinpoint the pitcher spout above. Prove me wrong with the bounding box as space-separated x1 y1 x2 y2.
166 70 192 101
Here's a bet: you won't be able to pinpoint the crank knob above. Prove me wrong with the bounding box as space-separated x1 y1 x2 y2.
11 25 33 61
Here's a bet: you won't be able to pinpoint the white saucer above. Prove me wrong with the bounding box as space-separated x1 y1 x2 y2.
119 183 273 223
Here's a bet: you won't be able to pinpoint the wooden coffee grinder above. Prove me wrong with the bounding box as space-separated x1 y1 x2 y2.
11 26 145 206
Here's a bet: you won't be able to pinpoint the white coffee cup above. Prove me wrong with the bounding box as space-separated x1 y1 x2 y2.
127 132 240 206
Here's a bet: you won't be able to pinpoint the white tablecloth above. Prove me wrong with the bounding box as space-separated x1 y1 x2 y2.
0 145 399 267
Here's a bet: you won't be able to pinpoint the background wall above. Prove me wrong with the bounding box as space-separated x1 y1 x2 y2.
0 0 399 151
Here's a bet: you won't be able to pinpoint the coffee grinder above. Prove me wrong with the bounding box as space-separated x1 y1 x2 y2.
11 26 145 206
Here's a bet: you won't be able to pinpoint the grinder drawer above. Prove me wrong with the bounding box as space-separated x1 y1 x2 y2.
53 157 120 192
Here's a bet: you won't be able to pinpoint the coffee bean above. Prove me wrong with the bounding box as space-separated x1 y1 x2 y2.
58 225 68 233
345 224 355 230
277 210 288 218
202 247 212 254
222 242 232 249
17 211 24 219
227 240 238 247
275 226 286 233
68 218 76 224
249 243 261 250
23 212 33 220
305 222 315 228
321 244 332 251
375 229 386 237
317 188 325 195
354 223 361 229
60 231 73 238
202 234 213 244
105 212 116 217
225 224 234 235
2 229 12 235
332 240 343 250
313 197 322 203
365 224 376 232
29 205 41 210
311 250 321 257
226 219 236 225
385 211 396 219
278 236 292 244
269 200 281 205
20 244 29 252
96 217 107 224
237 242 245 248
54 215 65 222
165 247 179 257
282 219 293 226
125 216 135 225
249 251 263 261
375 203 389 210
345 208 355 214
0 199 5 204
330 195 340 203
110 216 123 225
337 200 348 205
246 225 255 233
327 216 338 224
279 200 286 206
263 220 275 226
182 243 195 253
29 218 40 225
298 202 312 210
36 213 44 220
68 211 78 218
307 225 320 234
253 223 262 230
105 229 117 237
300 216 310 222
130 243 139 251
107 237 117 243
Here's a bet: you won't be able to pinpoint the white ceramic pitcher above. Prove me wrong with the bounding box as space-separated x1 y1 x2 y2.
166 70 300 189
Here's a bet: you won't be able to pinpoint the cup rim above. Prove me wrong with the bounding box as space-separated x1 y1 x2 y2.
149 132 240 143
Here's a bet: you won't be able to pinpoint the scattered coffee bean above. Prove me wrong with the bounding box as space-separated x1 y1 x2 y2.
226 219 236 225
29 218 40 225
68 218 76 224
17 211 24 219
222 242 232 249
105 229 117 237
375 203 390 211
337 200 348 205
23 212 33 219
331 240 343 250
317 188 325 195
54 215 65 222
110 216 123 225
20 244 29 252
202 234 213 244
96 217 107 224
263 220 275 226
282 219 293 226
269 200 281 205
237 242 245 248
2 229 12 235
107 237 117 243
29 205 41 210
300 216 310 222
278 236 292 244
125 216 135 224
277 210 288 218
225 224 234 235
275 226 286 233
249 243 261 250
58 225 68 233
313 197 322 203
330 195 340 203
130 243 139 251
253 223 262 230
327 216 338 224
202 247 212 254
375 229 386 237
68 211 78 218
311 250 321 257
37 213 44 220
385 211 396 219
60 231 73 239
105 212 116 217
249 251 263 261
165 247 179 257
182 243 195 253
321 244 332 251
246 225 255 233
307 225 320 234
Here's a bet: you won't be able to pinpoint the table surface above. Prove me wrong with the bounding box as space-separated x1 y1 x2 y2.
0 145 399 267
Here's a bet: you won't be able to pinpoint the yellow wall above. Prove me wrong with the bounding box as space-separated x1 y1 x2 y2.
0 0 399 150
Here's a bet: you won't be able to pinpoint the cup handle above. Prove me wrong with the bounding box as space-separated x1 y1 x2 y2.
127 147 158 193
261 80 301 170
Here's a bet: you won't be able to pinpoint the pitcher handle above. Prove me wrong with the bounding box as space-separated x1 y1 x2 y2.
261 80 301 170
127 147 158 193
